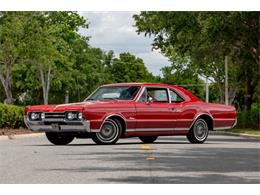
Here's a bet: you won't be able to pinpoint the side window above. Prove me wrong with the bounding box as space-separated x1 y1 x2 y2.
139 88 169 103
170 89 184 103
138 89 147 102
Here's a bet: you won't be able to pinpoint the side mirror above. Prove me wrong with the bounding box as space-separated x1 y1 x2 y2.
146 96 153 104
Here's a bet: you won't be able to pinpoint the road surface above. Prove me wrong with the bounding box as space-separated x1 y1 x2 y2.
0 133 259 183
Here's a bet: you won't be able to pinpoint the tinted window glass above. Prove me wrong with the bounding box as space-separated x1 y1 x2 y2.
170 89 184 103
86 86 140 101
139 88 169 103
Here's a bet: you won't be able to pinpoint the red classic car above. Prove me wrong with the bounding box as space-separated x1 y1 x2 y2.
24 83 237 145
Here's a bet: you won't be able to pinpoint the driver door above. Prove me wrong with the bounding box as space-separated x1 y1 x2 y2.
134 87 179 132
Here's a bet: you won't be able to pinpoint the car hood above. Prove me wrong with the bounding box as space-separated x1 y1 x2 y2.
26 101 115 113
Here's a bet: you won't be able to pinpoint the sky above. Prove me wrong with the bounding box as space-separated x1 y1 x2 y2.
78 12 170 76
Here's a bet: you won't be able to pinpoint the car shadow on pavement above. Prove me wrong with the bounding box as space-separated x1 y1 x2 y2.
24 140 220 147
36 146 260 183
98 174 260 184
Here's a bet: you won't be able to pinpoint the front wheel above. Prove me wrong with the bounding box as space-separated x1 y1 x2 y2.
92 119 122 145
139 136 158 143
45 132 74 145
187 118 209 144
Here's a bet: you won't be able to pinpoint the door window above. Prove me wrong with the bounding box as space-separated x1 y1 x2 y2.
139 88 169 103
169 89 184 103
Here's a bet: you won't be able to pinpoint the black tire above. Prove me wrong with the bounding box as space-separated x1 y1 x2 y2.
139 136 158 143
45 132 74 145
92 119 122 145
187 118 209 144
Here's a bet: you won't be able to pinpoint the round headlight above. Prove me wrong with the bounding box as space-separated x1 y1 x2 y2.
78 112 83 120
67 112 75 120
31 112 39 120
41 113 45 119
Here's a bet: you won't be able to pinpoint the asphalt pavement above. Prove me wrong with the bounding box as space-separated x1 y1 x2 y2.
0 133 259 183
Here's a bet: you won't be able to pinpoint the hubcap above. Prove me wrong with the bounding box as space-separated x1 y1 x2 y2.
96 120 119 142
194 119 208 141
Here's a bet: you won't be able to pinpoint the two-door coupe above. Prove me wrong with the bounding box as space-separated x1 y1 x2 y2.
24 83 237 145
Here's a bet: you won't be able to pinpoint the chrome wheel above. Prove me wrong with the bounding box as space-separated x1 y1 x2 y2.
194 119 208 141
186 118 209 144
92 119 121 144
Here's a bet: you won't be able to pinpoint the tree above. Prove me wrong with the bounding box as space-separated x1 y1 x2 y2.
21 12 87 104
160 57 205 100
134 12 260 110
107 52 154 83
0 12 25 103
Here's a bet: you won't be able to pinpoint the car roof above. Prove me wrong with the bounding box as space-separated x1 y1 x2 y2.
102 83 172 87
101 82 201 101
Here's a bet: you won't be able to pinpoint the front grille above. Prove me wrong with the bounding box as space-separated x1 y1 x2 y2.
45 112 65 120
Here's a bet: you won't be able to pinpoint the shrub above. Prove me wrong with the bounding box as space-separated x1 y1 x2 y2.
0 104 25 128
237 109 260 130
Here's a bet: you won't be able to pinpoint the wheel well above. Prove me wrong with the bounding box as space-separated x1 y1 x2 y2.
107 115 126 134
198 114 214 130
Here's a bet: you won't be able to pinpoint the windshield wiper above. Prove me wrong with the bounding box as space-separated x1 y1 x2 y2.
85 98 95 101
102 98 119 100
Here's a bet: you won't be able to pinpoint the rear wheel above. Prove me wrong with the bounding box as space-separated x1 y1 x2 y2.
139 136 158 143
45 132 74 145
187 118 209 143
92 119 122 145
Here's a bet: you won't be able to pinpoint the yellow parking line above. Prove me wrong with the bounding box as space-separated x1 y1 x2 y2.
141 145 151 150
145 157 155 161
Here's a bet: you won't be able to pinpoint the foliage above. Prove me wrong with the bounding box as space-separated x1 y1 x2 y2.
0 12 26 103
237 109 260 130
134 12 260 110
106 52 155 83
159 57 205 100
0 103 24 128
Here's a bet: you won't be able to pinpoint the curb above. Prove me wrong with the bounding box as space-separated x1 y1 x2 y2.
211 131 260 139
0 133 44 140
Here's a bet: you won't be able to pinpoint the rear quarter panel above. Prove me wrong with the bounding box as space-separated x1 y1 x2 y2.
205 103 237 130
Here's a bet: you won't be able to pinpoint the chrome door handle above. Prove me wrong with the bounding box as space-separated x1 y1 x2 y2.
169 108 176 112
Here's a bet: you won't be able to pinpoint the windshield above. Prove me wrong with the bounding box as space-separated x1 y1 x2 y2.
85 86 141 101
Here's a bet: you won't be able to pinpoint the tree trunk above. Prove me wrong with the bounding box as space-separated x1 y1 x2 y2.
243 65 259 111
0 61 14 104
39 64 52 105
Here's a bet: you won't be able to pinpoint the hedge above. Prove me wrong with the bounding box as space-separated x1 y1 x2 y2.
0 104 25 128
237 109 260 130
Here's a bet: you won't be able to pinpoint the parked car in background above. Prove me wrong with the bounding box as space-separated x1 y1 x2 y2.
24 83 237 145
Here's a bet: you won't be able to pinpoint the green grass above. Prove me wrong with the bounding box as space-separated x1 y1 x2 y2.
223 128 260 136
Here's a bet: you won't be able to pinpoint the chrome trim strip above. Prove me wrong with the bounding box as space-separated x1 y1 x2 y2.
167 88 171 103
232 118 237 128
135 86 171 103
126 128 189 132
214 126 233 130
189 113 214 130
135 86 186 103
168 88 186 102
131 119 193 122
135 86 145 102
214 118 236 121
90 129 100 132
24 116 91 132
95 113 128 133
84 86 101 101
27 111 83 123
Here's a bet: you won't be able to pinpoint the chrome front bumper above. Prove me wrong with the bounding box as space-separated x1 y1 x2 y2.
24 116 91 132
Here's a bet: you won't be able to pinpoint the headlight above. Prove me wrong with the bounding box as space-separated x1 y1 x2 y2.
78 112 83 120
67 112 76 120
30 112 40 120
40 113 45 119
66 111 83 120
